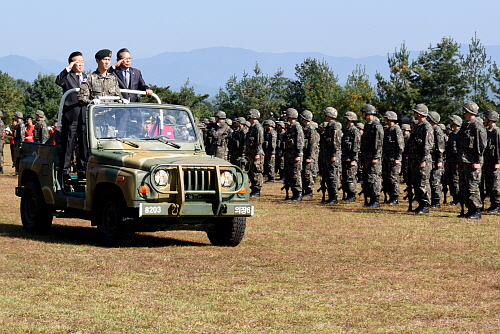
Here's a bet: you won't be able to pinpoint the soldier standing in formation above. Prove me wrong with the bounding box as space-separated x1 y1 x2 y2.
207 111 231 160
483 110 500 213
275 121 287 181
427 111 446 208
360 104 383 208
262 119 277 183
228 117 247 165
341 111 361 202
243 109 264 197
283 108 304 201
382 111 404 205
444 115 462 206
0 111 4 174
320 107 343 204
401 124 411 185
33 110 49 144
300 110 319 198
407 104 434 214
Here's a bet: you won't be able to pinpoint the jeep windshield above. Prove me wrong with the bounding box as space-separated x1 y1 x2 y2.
93 106 197 141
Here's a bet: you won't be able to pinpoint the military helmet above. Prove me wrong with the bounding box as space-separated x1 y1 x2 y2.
383 111 398 121
360 104 376 115
247 109 260 119
276 121 285 128
449 115 462 127
300 110 313 121
356 122 365 130
401 124 411 131
462 101 479 115
323 107 338 118
35 110 45 118
439 123 446 131
344 111 357 121
225 118 232 126
286 108 298 119
486 110 499 122
412 103 429 117
428 111 441 124
310 121 318 129
214 110 227 119
244 120 251 127
263 119 275 127
14 111 23 119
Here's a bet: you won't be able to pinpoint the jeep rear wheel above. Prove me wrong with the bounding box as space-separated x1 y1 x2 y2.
95 190 135 247
20 181 53 233
207 217 246 247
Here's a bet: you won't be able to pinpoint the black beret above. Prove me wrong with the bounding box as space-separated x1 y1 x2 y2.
95 49 112 59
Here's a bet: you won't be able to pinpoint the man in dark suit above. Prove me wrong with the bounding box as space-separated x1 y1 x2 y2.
108 48 153 137
55 51 88 178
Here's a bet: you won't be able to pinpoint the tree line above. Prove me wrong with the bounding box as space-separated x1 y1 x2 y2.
1 34 500 124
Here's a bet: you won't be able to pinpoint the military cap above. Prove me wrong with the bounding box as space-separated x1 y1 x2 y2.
462 101 479 115
300 110 313 121
214 110 227 119
344 111 357 121
356 122 365 130
401 124 411 131
412 103 429 117
286 108 299 119
324 107 338 118
383 111 398 121
360 104 376 114
310 121 318 129
428 111 441 124
14 111 23 118
247 109 260 119
449 115 462 127
225 118 232 126
35 110 45 118
486 110 499 122
95 49 112 59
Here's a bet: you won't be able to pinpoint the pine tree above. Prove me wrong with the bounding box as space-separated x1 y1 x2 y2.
342 65 375 119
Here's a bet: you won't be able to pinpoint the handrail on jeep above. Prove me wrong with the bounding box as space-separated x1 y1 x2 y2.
56 88 162 131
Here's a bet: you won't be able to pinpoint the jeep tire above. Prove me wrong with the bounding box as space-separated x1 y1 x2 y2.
95 190 135 247
207 217 246 247
20 181 53 233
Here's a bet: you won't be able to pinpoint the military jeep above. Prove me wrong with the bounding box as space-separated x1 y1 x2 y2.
16 89 253 246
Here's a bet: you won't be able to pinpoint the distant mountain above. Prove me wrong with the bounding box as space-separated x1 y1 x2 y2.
1 46 500 98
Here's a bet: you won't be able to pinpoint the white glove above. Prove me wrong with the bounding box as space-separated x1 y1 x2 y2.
121 98 130 104
91 98 101 104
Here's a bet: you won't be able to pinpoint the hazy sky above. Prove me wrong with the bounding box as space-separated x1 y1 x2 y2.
2 0 498 62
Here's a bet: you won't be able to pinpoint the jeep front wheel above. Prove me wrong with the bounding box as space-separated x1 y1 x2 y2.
207 217 246 247
95 190 135 247
20 181 53 233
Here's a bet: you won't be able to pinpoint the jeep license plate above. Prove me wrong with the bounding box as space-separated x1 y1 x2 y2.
234 205 253 216
139 203 165 217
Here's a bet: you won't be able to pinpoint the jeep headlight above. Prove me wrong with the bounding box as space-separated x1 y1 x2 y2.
154 169 170 186
220 171 234 188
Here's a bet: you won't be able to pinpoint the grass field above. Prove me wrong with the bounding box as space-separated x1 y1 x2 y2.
1 148 500 333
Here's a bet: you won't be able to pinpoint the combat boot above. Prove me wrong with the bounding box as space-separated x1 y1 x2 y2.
366 196 380 208
465 209 482 219
302 190 313 199
414 204 430 214
291 191 302 202
0 168 3 175
324 189 338 204
487 203 500 213
342 192 356 202
264 177 274 183
386 196 398 205
250 189 261 197
431 201 441 209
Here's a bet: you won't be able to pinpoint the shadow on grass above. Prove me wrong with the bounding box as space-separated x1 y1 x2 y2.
0 223 209 248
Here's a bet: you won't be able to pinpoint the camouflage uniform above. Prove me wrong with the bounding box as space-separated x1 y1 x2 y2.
360 105 383 207
301 113 320 197
78 70 122 105
341 112 361 202
13 112 25 175
262 120 277 182
33 110 49 144
320 107 343 204
407 104 434 212
482 110 500 213
284 109 304 201
0 111 4 173
244 109 264 196
275 121 287 180
382 111 404 204
228 118 247 165
208 112 231 160
429 112 446 207
457 102 487 218
401 124 411 185
444 116 461 205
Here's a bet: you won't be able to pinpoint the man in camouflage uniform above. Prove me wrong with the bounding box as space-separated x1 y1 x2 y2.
0 111 4 174
482 110 500 213
283 108 304 201
228 117 247 165
457 101 487 219
207 110 231 160
406 104 434 214
243 109 264 197
33 110 49 144
360 104 383 208
382 111 404 205
401 124 411 185
275 121 287 181
300 110 319 198
341 111 361 202
320 107 343 204
262 119 277 182
444 115 462 206
428 111 446 208
13 111 25 176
